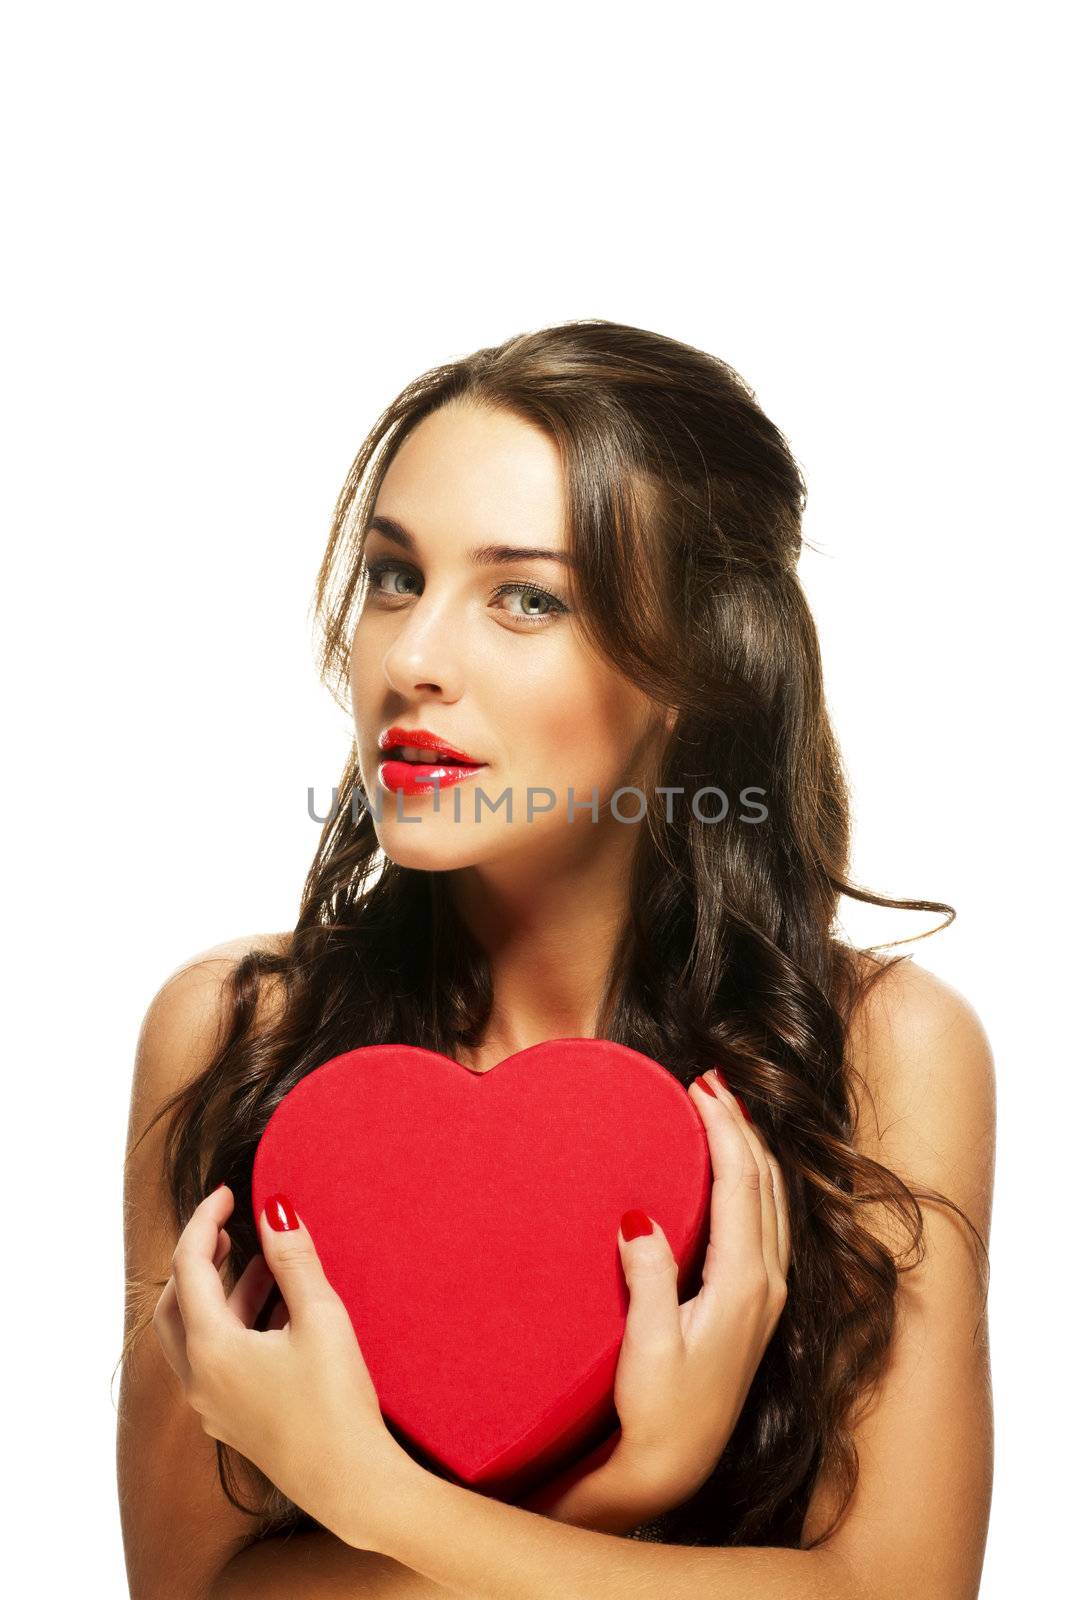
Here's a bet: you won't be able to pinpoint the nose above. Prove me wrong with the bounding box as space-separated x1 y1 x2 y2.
380 585 466 701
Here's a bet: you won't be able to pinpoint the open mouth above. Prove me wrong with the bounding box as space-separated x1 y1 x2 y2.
383 745 484 767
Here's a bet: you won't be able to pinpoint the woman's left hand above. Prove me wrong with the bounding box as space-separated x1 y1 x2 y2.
152 1184 410 1548
607 1067 792 1510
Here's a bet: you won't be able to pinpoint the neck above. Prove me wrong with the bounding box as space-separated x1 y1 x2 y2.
444 822 639 1071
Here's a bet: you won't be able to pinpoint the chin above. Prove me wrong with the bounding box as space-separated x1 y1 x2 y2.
375 822 498 873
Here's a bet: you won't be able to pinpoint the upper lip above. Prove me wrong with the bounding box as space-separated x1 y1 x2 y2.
377 725 485 764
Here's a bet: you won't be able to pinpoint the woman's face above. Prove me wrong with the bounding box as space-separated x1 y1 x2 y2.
349 400 670 875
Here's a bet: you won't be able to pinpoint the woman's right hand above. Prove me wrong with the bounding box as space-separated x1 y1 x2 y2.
606 1066 792 1512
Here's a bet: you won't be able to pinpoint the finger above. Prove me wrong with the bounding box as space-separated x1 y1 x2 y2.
765 1149 791 1278
257 1194 339 1330
688 1073 765 1290
171 1184 240 1341
152 1277 191 1386
212 1228 232 1274
700 1070 782 1286
616 1211 682 1352
706 1067 756 1130
227 1252 278 1328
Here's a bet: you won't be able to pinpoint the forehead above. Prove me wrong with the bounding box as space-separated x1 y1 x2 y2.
373 402 568 548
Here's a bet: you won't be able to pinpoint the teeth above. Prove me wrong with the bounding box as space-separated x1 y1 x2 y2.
401 746 449 762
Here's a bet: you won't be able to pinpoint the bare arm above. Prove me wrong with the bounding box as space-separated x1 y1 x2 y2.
119 939 643 1600
287 958 994 1600
361 1470 865 1599
225 1526 857 1600
210 1533 458 1599
210 1428 664 1595
117 939 284 1599
797 957 995 1593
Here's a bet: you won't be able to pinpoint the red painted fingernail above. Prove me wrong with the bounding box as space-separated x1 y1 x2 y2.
736 1095 753 1123
693 1075 717 1098
620 1209 654 1240
264 1193 299 1232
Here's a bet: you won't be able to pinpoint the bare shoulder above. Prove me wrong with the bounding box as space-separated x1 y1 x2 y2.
847 950 996 1095
146 929 291 1048
798 981 995 1573
156 928 292 1003
123 931 294 1292
128 931 292 1141
119 936 295 1591
844 951 996 1236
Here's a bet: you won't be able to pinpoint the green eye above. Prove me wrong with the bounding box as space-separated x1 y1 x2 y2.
493 582 569 626
365 559 420 596
363 559 570 630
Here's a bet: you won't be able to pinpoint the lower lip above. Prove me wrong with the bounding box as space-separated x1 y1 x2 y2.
378 759 488 795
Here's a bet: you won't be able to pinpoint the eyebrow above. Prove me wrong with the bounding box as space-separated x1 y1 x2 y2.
366 514 577 569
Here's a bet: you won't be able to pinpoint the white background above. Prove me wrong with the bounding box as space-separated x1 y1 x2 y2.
3 4 1061 1593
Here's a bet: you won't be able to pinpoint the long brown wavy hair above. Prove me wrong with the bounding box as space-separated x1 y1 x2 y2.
121 318 987 1549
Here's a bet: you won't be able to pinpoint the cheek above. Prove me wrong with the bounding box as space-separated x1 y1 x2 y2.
500 651 593 791
349 628 379 731
514 656 644 798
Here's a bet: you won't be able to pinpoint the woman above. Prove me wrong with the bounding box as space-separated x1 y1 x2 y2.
117 319 995 1597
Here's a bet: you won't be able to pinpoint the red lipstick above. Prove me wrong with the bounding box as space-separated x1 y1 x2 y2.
378 726 482 763
376 724 488 796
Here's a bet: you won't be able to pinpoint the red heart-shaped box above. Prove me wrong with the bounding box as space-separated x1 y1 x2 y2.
251 1039 711 1501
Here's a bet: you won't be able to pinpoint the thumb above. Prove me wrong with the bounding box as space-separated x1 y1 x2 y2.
258 1192 336 1325
617 1210 681 1347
